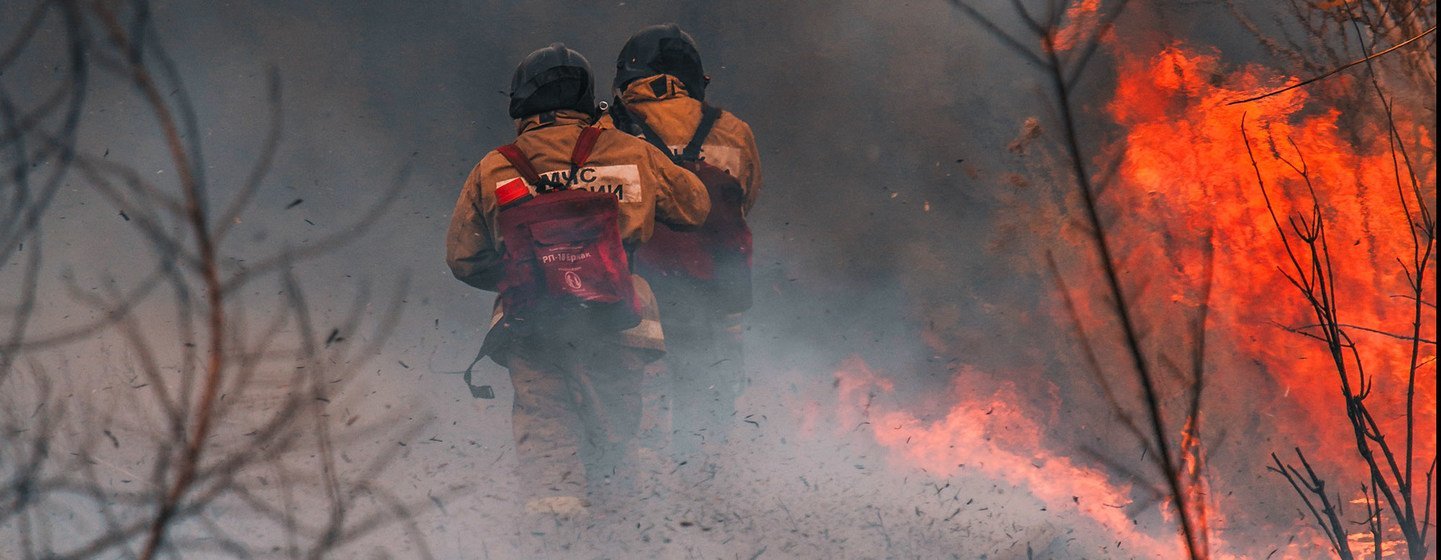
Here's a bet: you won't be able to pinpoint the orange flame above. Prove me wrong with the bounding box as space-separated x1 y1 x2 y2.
1059 35 1434 556
1103 40 1436 483
834 19 1433 559
834 356 1186 558
1052 0 1105 53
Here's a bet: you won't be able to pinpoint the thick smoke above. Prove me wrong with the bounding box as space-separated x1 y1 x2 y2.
2 1 1431 558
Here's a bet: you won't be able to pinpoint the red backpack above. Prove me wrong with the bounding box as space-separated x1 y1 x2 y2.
492 126 641 332
628 104 754 313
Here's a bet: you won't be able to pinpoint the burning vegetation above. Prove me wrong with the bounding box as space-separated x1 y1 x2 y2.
844 1 1436 558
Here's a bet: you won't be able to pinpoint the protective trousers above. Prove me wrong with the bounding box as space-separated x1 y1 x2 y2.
505 330 645 507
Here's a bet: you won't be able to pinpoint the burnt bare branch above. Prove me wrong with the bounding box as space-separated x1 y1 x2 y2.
1242 12 1436 550
952 1 1211 558
0 0 423 556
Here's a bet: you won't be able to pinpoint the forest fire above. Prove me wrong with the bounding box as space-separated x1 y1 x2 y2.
3 0 1432 558
830 20 1435 560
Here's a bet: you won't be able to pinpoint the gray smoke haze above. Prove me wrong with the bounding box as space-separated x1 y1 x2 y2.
4 1 1422 558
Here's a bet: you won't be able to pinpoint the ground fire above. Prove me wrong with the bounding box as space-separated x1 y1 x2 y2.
829 10 1436 559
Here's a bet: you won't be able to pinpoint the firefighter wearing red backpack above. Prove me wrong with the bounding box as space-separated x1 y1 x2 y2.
599 24 763 467
445 43 709 517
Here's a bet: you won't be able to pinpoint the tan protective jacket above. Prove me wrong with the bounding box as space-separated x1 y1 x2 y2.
446 109 710 351
598 75 763 214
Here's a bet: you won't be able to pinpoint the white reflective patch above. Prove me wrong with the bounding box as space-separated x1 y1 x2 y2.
495 164 642 203
668 144 743 178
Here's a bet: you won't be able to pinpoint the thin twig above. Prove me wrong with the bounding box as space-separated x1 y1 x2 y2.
1227 24 1436 105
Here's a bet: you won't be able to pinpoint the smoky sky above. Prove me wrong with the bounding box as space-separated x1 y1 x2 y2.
3 0 1268 379
31 0 1061 383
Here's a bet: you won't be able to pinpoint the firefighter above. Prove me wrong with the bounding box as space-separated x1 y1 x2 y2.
445 43 709 517
599 24 763 466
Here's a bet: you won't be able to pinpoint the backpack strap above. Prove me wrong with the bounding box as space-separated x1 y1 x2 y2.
495 126 602 193
632 115 673 157
609 100 719 164
611 100 673 157
496 143 545 186
679 104 722 162
571 126 602 167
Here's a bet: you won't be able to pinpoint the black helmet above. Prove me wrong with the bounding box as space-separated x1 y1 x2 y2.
509 43 596 119
613 24 706 101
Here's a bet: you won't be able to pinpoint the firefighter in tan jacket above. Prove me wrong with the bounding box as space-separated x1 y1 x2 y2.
445 43 709 516
599 24 763 465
